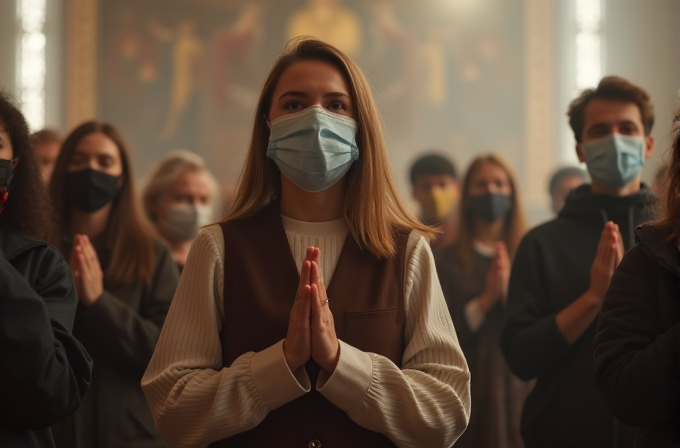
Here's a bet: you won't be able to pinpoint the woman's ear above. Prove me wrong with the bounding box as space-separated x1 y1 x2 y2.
12 157 19 167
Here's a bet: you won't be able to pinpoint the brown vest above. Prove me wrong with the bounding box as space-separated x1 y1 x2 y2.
211 202 408 448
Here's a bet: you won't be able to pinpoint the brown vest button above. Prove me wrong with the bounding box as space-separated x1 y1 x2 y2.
308 440 322 448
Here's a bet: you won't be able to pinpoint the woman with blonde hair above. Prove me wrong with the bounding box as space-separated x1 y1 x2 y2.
143 150 220 271
48 121 179 448
434 153 530 448
142 37 470 447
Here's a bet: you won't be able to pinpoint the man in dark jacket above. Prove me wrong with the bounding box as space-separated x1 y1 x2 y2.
500 76 656 448
0 225 93 448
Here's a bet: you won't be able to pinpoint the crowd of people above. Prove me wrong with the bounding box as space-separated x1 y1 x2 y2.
1 37 677 448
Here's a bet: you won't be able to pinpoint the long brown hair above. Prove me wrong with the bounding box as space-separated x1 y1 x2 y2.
455 153 528 272
48 121 156 288
652 103 680 242
0 89 55 240
220 37 434 258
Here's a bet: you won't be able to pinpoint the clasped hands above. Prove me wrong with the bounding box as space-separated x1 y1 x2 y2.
283 247 340 374
69 234 104 307
478 241 510 314
588 221 624 302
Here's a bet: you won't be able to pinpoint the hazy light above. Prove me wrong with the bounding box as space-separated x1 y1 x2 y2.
575 0 601 91
439 0 483 15
19 0 46 131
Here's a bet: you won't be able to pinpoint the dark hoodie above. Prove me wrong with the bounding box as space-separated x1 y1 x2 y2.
500 184 654 448
594 225 680 448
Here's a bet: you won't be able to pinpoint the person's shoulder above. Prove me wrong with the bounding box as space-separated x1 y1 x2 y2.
1 225 45 256
3 232 73 296
151 236 172 255
432 241 456 264
520 217 565 244
199 224 224 244
3 229 68 271
631 225 679 274
191 224 225 258
405 229 430 252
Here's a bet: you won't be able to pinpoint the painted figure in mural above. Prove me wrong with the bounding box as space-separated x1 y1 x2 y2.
210 3 264 107
150 18 204 141
435 153 531 448
108 6 159 97
369 0 417 103
287 0 362 57
142 37 470 448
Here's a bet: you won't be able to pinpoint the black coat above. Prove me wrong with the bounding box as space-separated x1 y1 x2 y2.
594 225 680 448
0 225 93 448
51 236 179 448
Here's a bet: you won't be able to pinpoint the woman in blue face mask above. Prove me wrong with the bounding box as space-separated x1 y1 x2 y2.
142 37 471 448
0 90 92 448
47 121 179 448
434 153 530 448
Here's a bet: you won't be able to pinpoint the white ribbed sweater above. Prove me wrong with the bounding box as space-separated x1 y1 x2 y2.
141 218 471 448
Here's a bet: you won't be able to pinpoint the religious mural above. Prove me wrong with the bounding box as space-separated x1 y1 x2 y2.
100 0 524 196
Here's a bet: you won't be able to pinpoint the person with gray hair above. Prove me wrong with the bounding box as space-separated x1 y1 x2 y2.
142 150 220 271
548 166 588 214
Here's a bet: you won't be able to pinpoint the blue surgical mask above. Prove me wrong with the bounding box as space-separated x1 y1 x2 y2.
581 134 645 189
266 106 359 193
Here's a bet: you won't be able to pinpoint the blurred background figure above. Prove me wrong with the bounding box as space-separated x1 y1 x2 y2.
593 106 680 448
409 152 460 249
0 90 92 448
30 128 62 184
502 76 654 448
548 165 588 214
47 121 179 448
142 149 220 272
434 153 529 448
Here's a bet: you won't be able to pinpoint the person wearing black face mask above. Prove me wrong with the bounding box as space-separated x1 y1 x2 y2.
47 121 179 448
434 153 531 448
0 90 93 448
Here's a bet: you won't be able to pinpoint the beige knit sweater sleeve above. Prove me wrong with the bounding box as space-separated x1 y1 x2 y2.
142 224 470 448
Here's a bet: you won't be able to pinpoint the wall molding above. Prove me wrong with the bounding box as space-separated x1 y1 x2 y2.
66 0 98 128
523 0 556 208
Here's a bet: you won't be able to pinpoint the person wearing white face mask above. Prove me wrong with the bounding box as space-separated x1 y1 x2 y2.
141 37 470 448
142 150 219 272
501 76 656 448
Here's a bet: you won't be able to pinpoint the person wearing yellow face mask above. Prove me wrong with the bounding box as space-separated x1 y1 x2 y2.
409 153 460 249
